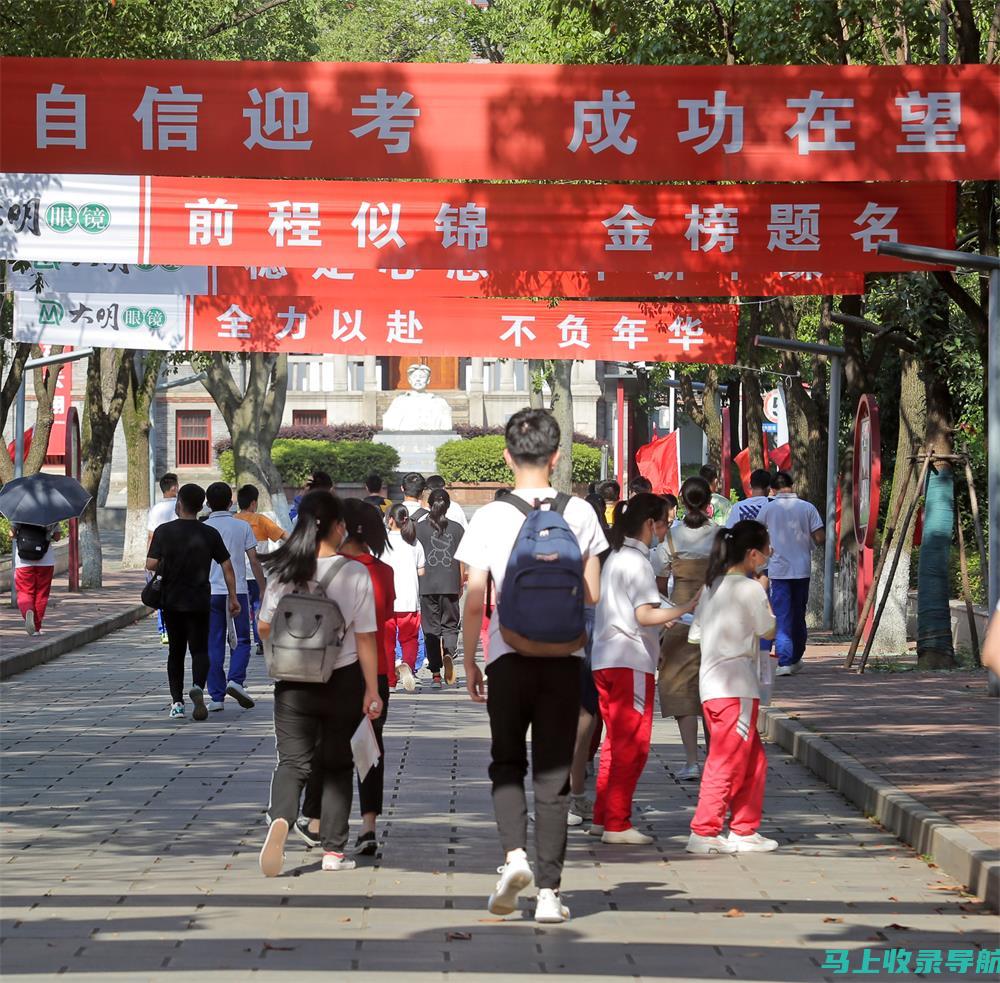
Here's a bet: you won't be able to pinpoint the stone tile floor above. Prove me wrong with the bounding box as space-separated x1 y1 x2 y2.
1 621 997 981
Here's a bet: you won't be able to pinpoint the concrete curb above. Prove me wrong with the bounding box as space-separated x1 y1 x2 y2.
0 604 153 681
760 705 999 911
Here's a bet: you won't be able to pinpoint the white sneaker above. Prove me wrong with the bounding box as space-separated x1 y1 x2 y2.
775 664 798 677
686 832 738 854
260 818 288 877
567 810 584 827
588 824 605 837
322 851 357 871
727 831 779 852
569 795 593 821
207 701 225 712
226 680 255 709
188 686 208 722
168 702 185 719
396 662 417 692
676 763 701 781
535 888 570 924
601 827 653 845
24 611 36 636
487 853 534 915
789 661 803 674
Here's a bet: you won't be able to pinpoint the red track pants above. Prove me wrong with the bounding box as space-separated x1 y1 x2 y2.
385 611 421 670
691 697 767 837
15 566 54 630
593 667 654 832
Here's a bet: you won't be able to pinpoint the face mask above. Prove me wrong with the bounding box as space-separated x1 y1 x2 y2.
753 550 768 574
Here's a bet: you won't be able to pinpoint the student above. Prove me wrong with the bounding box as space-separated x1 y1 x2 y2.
686 520 778 854
12 522 61 635
457 408 608 925
399 472 427 519
147 483 240 720
656 477 717 780
290 471 333 522
597 479 621 527
592 494 699 844
424 474 468 529
297 499 396 857
204 482 266 712
726 469 772 526
235 484 288 651
414 488 464 689
757 472 824 676
700 465 733 527
147 472 180 645
384 504 426 692
629 476 653 497
363 473 392 514
257 491 382 877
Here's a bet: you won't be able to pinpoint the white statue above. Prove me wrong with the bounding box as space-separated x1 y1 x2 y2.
381 363 453 432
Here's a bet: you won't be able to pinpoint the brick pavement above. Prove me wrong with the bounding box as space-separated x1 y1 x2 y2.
768 638 999 850
1 621 998 982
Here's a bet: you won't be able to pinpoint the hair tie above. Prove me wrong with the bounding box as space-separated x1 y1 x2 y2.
723 529 734 540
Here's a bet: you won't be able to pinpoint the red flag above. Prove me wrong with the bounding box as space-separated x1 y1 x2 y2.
770 443 792 472
734 437 774 496
6 426 33 465
635 431 681 496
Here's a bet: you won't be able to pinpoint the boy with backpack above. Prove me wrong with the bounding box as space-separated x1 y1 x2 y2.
12 522 61 635
456 408 608 924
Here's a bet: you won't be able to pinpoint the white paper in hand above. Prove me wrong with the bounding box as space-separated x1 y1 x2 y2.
351 716 381 783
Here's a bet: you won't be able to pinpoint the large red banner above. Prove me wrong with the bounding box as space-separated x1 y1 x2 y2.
0 173 954 273
2 59 996 181
195 296 738 363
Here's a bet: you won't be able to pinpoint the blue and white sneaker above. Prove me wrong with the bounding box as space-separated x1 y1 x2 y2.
169 702 185 719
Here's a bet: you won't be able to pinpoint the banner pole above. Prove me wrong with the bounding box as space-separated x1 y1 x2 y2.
823 354 842 630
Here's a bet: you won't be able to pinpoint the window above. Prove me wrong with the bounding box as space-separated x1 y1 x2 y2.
176 410 211 467
292 409 326 426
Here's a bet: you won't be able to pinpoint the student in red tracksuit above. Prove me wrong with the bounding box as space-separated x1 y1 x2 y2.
590 494 699 845
384 504 425 692
686 519 779 855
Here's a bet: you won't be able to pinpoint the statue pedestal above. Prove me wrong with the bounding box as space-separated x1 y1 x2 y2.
374 431 457 474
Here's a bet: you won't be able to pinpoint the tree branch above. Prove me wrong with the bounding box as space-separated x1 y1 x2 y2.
932 270 987 334
203 0 296 39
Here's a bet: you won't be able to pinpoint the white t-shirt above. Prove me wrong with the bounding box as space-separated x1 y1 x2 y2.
654 522 717 574
592 538 662 675
384 531 425 612
692 574 776 702
454 488 609 665
147 498 178 532
725 496 771 527
757 492 823 580
258 555 377 671
204 512 256 595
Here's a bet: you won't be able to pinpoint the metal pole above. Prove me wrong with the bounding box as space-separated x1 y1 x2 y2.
823 354 841 630
988 268 999 697
9 379 26 608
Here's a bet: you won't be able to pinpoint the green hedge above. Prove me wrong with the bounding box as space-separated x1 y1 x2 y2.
220 439 399 487
435 435 601 484
0 516 10 554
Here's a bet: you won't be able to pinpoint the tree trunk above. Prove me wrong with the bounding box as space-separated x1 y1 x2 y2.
679 367 721 469
549 359 574 493
202 352 290 526
870 354 925 655
121 353 163 568
528 359 546 410
0 344 63 483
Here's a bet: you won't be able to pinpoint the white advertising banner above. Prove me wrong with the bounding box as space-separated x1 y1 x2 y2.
9 261 210 295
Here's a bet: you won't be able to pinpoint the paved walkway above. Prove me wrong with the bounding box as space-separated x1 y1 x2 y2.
769 637 999 849
2 621 997 982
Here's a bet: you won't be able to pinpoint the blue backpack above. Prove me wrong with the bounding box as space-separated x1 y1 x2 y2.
497 492 587 656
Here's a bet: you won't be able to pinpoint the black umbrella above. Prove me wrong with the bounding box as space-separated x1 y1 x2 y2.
0 473 92 526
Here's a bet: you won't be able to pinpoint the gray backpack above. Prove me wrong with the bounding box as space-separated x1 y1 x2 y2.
263 557 350 683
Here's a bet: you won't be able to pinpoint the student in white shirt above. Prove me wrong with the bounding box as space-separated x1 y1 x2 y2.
425 474 468 529
12 522 61 635
399 472 427 518
687 520 778 856
256 490 382 877
147 472 179 645
456 409 608 925
756 471 824 676
384 504 426 692
726 469 772 527
204 482 265 712
591 494 698 846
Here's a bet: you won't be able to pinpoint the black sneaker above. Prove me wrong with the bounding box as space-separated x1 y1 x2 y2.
294 817 320 849
352 831 377 856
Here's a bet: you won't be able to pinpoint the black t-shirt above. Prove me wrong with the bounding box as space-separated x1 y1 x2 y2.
414 519 464 595
148 519 230 612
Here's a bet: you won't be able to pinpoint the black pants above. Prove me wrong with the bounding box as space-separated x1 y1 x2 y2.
162 609 209 704
303 674 390 819
267 661 364 853
420 593 460 674
486 654 581 890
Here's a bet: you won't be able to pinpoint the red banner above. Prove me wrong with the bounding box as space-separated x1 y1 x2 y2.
220 267 866 298
3 59 997 181
193 296 738 363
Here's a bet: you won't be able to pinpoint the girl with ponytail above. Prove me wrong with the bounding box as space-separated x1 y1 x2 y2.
685 520 778 856
384 504 425 691
589 494 699 844
414 489 465 689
